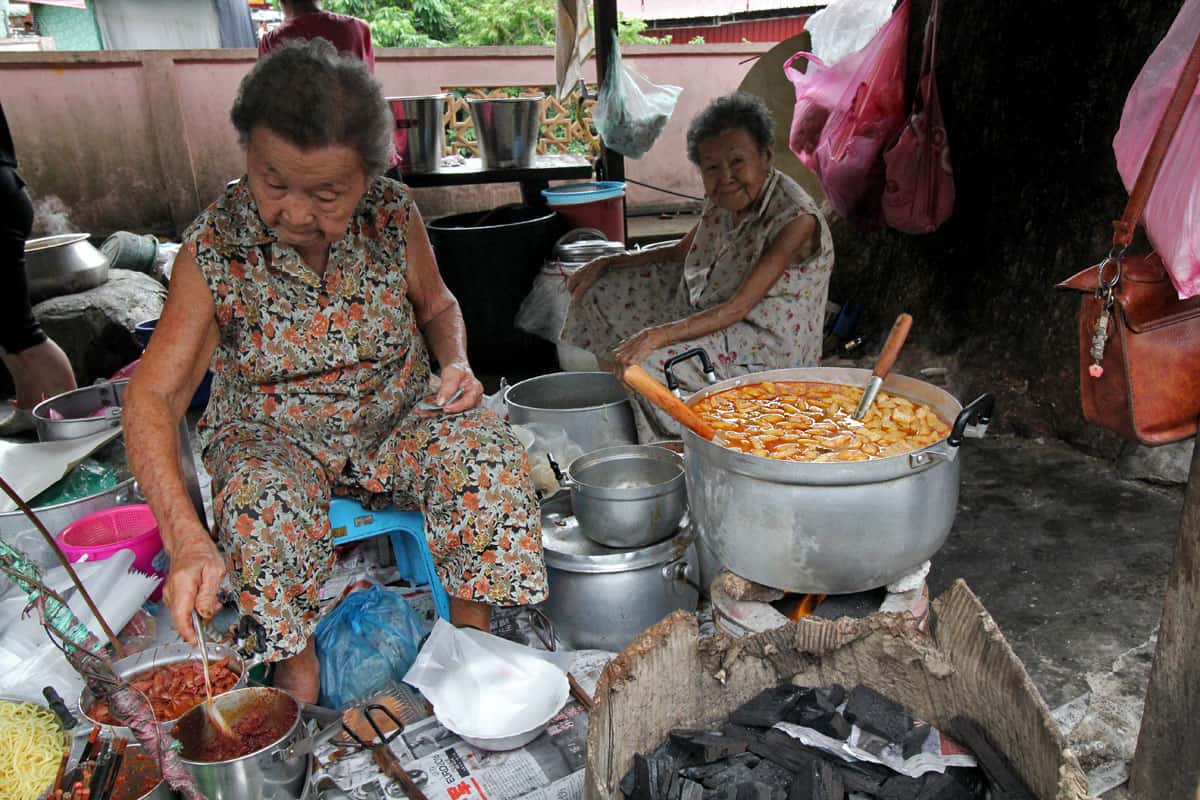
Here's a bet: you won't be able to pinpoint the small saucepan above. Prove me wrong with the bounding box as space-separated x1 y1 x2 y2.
549 444 687 549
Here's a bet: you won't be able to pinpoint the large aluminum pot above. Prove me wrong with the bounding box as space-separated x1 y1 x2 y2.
562 444 686 548
467 96 542 169
386 94 447 174
78 641 250 738
176 686 307 800
541 492 698 651
505 371 637 453
672 357 994 594
24 233 110 301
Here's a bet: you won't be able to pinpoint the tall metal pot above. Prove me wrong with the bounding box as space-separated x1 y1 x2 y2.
672 359 994 594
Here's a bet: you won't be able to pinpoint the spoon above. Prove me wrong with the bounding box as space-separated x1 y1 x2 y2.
191 609 237 739
852 313 913 421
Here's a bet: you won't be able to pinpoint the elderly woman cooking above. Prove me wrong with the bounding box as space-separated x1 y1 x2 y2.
561 92 834 441
125 40 546 703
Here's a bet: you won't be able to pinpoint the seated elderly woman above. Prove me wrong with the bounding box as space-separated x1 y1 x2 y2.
124 39 546 702
561 92 834 441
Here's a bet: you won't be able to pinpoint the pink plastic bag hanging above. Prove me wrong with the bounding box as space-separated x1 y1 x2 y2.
1113 0 1200 298
784 0 910 224
882 0 954 233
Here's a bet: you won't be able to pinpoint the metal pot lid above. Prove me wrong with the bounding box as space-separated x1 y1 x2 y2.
540 491 692 573
554 240 626 262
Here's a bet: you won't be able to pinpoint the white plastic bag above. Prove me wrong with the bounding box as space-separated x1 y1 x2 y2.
804 0 895 66
403 619 569 741
594 32 682 159
1113 0 1200 297
514 267 573 343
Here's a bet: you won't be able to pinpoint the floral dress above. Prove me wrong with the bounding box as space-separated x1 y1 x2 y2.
184 177 547 662
560 169 835 441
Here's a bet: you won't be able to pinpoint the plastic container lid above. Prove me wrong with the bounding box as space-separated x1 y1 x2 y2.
541 181 626 206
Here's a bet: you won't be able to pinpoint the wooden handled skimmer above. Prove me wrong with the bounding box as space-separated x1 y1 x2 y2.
621 365 722 442
852 313 913 420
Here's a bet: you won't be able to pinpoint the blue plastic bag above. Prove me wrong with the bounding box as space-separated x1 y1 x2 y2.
314 584 425 710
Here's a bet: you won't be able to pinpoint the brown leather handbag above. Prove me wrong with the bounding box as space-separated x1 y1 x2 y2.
1057 28 1200 446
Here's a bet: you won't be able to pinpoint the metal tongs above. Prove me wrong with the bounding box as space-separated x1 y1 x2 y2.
192 609 237 739
343 704 430 800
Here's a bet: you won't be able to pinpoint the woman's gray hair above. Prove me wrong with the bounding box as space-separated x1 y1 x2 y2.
686 92 775 165
231 38 392 176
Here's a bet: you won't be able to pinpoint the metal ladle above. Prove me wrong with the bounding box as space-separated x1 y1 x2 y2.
191 609 237 739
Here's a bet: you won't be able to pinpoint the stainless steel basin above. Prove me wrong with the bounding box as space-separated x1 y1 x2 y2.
24 233 110 301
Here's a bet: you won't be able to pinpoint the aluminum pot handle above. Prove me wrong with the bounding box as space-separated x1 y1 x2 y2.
947 393 996 447
662 558 702 593
663 348 718 397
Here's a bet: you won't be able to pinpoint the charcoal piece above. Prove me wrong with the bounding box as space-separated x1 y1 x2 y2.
787 760 845 800
735 781 775 800
721 722 768 747
730 685 807 728
750 729 822 774
679 779 705 800
815 685 846 711
831 758 893 796
621 761 637 798
653 735 704 769
915 768 986 800
749 758 796 799
684 753 760 790
670 729 750 762
945 717 1036 799
842 685 914 742
902 723 933 760
782 706 852 741
705 785 739 800
630 755 654 800
877 773 925 800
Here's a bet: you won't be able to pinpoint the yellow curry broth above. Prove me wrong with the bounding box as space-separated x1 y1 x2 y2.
689 381 951 462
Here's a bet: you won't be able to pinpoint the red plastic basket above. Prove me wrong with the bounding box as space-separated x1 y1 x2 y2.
56 505 165 598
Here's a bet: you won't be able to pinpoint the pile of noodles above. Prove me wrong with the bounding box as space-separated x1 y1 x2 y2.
0 700 64 800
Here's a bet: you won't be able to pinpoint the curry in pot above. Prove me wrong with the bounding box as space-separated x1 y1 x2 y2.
690 381 950 462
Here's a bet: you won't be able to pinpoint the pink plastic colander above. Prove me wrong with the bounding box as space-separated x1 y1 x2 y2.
56 504 166 598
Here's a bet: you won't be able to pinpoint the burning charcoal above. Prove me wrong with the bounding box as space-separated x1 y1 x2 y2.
670 729 750 762
730 685 807 727
945 717 1036 799
735 781 776 800
842 686 914 742
902 723 933 760
788 760 845 800
684 752 760 789
679 779 705 800
915 768 986 800
750 729 822 774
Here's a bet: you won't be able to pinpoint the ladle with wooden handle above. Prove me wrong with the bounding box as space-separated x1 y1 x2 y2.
621 365 723 443
852 313 913 420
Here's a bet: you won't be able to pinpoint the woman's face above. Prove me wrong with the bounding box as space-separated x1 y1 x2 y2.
246 127 368 254
696 127 772 215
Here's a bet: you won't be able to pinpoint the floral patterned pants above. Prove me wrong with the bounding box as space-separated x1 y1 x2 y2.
205 408 547 662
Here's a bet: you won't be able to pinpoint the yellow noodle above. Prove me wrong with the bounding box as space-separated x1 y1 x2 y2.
0 700 65 800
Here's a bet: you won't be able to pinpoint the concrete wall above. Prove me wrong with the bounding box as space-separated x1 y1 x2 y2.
0 43 769 238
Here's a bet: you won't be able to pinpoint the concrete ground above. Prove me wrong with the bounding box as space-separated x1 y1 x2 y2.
930 434 1183 793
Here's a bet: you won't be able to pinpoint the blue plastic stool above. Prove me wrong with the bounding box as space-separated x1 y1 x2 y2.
329 497 451 621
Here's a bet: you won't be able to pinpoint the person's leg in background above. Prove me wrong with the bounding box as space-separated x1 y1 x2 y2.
0 166 76 418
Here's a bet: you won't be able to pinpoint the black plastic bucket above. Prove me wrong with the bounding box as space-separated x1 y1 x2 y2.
427 206 559 371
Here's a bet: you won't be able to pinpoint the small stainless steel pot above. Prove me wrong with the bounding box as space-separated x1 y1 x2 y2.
78 641 250 738
33 380 127 442
505 371 637 453
540 493 698 652
176 686 308 800
558 445 686 548
24 233 110 301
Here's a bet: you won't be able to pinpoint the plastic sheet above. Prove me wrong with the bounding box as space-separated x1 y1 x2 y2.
804 0 895 66
404 619 570 743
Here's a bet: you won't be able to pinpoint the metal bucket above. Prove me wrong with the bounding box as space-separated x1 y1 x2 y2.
386 94 447 174
505 371 637 453
675 361 994 594
176 687 307 800
467 96 542 169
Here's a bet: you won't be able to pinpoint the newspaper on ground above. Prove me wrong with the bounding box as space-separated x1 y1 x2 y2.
774 718 977 778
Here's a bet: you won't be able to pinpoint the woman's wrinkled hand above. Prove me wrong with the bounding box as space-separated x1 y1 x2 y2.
612 327 668 370
566 255 618 302
417 361 483 417
163 528 227 645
